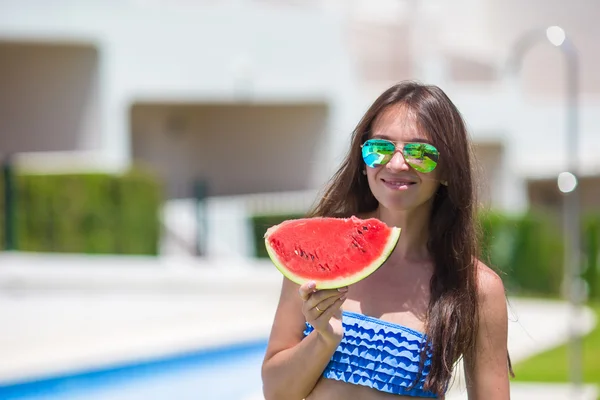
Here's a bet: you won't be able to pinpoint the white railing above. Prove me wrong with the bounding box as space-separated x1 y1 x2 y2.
241 189 319 215
161 190 321 259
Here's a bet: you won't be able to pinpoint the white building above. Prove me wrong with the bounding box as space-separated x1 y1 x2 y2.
1 0 599 257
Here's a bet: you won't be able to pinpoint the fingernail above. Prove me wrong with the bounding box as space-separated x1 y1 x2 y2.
340 295 347 301
337 287 348 292
308 281 316 289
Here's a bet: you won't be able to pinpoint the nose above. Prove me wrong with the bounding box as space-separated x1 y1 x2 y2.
386 150 410 171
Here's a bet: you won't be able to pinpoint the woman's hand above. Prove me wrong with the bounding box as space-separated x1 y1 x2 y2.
261 279 349 400
298 281 347 347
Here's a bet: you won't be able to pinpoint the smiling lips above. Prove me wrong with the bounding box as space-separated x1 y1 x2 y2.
381 177 418 189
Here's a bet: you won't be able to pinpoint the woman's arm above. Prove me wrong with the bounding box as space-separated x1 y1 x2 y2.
261 277 346 400
464 264 511 399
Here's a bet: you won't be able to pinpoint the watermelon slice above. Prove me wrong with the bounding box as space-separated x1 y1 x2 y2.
264 216 401 289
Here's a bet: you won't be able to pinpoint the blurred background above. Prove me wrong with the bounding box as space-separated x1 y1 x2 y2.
0 0 599 399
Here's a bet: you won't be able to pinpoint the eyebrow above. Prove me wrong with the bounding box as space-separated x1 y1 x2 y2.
370 134 432 144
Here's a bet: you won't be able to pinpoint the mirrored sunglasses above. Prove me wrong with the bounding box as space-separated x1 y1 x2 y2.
361 139 439 173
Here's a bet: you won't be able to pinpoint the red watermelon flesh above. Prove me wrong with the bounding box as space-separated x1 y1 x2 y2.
264 216 401 289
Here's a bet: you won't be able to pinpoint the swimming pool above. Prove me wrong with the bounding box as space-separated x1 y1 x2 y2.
0 340 267 400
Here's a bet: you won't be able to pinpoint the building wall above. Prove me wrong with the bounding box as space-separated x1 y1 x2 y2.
0 42 100 156
131 102 329 198
0 0 598 214
472 142 504 208
0 0 358 177
485 0 600 96
528 176 600 214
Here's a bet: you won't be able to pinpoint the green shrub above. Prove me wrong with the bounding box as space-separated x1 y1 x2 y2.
583 214 600 301
478 211 516 288
508 212 564 295
479 210 600 299
2 168 162 255
479 210 565 296
478 210 516 274
250 213 305 258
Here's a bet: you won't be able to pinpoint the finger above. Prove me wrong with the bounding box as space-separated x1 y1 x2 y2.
303 290 343 318
313 293 344 314
298 281 316 301
305 287 348 309
315 294 346 322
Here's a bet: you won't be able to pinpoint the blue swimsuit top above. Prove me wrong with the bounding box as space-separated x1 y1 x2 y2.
303 310 440 398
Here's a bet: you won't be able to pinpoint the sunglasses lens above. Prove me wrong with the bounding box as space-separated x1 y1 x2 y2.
403 143 439 173
362 139 395 168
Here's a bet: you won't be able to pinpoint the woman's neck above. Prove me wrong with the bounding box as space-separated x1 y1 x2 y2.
375 204 432 262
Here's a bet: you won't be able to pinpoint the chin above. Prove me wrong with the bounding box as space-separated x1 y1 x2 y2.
376 194 434 214
379 199 421 213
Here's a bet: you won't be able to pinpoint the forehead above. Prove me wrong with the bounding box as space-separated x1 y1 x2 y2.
370 104 429 142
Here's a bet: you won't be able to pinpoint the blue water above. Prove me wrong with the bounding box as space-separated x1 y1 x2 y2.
0 340 267 400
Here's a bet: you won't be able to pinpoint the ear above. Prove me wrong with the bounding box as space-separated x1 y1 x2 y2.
362 169 367 175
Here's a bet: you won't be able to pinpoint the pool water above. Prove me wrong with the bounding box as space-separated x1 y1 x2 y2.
0 340 267 400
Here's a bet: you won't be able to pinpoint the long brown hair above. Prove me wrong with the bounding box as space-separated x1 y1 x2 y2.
308 81 483 394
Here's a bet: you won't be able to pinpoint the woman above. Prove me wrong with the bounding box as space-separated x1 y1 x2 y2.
261 81 511 399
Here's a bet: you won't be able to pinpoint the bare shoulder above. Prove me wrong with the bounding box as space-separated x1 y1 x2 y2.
473 260 509 354
464 262 511 396
475 260 507 306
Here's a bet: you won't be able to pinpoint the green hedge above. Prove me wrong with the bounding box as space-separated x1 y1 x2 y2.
481 211 600 300
1 169 162 255
251 211 600 300
479 211 565 296
251 213 305 258
583 215 600 301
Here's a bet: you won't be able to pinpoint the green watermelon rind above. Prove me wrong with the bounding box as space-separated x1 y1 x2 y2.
264 220 401 289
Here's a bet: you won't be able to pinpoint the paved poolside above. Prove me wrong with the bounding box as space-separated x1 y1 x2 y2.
0 252 598 399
